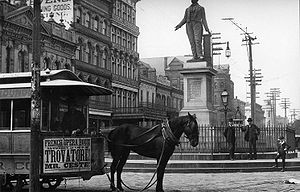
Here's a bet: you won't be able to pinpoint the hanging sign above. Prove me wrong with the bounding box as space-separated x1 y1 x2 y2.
27 0 73 28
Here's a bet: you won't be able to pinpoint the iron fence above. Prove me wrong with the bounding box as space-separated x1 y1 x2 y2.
177 124 295 153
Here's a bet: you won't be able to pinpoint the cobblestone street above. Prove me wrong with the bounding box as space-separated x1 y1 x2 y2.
51 171 300 192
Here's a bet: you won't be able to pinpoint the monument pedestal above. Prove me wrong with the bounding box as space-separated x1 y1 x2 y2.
179 60 217 125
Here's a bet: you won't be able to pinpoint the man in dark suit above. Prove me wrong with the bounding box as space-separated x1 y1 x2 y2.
175 0 211 62
242 118 260 159
272 136 290 172
224 118 236 160
61 103 86 135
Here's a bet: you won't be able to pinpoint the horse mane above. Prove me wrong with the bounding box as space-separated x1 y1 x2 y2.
169 115 189 130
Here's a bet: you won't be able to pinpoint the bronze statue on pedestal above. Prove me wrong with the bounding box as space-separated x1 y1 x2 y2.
175 0 211 62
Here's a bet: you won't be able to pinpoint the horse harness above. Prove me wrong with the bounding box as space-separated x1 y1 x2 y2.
161 119 180 146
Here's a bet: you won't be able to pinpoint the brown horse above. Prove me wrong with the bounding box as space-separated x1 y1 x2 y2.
107 113 199 192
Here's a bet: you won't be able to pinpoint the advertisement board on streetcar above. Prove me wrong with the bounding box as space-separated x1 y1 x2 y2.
43 137 91 173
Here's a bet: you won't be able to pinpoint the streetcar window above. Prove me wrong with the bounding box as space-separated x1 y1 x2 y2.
0 100 10 130
13 99 30 130
42 99 50 132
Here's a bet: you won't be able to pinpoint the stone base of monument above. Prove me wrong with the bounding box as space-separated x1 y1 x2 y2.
180 60 217 125
180 107 216 125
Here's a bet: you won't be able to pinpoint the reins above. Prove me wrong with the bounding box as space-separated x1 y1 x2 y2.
105 117 196 192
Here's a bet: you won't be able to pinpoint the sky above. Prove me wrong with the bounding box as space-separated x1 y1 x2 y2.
136 0 300 118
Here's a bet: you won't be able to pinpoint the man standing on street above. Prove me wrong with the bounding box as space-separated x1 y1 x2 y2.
242 118 260 160
224 118 236 160
175 0 211 62
272 136 290 172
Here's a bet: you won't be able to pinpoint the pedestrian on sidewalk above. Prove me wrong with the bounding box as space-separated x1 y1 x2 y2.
241 118 260 160
224 118 235 160
272 136 290 172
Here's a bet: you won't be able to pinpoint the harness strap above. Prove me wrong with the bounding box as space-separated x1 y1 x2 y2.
162 119 180 146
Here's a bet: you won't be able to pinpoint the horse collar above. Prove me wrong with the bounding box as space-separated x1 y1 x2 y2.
161 120 180 146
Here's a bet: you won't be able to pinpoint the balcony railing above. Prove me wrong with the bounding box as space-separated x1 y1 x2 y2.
113 105 167 118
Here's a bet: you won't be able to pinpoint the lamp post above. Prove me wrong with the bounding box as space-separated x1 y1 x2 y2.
221 89 229 126
225 41 231 58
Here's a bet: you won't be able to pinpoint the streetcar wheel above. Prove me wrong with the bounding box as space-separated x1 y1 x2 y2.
4 176 25 192
41 177 63 190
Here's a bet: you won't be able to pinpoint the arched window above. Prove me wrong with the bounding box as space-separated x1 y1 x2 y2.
76 38 83 61
102 50 107 69
54 60 60 69
122 59 127 77
43 56 51 70
111 56 116 74
6 45 12 73
122 31 126 47
18 50 26 72
111 27 116 43
102 20 107 35
127 61 131 78
86 42 92 64
117 58 121 75
76 8 81 24
85 12 90 28
94 16 99 31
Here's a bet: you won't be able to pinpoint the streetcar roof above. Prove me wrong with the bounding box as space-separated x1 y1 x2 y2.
0 69 112 96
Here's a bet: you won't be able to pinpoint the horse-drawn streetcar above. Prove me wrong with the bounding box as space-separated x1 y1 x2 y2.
0 69 112 191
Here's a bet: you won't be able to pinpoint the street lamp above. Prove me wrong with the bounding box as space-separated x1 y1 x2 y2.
225 41 231 58
221 89 229 126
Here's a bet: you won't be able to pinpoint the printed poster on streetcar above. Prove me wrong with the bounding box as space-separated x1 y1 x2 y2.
43 137 91 173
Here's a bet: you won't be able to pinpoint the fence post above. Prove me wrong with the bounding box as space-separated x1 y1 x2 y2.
210 125 214 160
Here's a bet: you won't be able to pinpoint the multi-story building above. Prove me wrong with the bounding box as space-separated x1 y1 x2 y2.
0 1 76 74
110 0 140 126
213 64 234 125
72 0 113 129
138 61 162 127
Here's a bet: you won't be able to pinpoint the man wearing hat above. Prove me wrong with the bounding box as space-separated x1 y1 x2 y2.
272 136 290 172
242 118 260 159
223 118 236 160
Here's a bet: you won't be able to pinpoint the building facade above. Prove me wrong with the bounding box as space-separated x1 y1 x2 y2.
72 0 113 130
213 64 235 125
110 0 140 126
0 2 76 74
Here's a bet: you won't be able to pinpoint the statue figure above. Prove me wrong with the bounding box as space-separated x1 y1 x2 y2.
175 0 211 62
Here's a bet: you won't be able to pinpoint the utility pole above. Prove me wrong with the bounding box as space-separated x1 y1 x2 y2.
223 18 258 122
266 88 280 126
30 0 41 191
290 109 300 123
280 98 290 125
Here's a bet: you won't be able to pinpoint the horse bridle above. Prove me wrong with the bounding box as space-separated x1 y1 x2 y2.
183 118 198 141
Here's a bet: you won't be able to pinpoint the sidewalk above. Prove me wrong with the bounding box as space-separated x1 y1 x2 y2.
105 153 300 173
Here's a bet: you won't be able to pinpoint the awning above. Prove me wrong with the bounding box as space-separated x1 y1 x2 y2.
0 79 112 96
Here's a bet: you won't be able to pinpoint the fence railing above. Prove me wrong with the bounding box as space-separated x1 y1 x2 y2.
102 124 295 154
177 124 295 153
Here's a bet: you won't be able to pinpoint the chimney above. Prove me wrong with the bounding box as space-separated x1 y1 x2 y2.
164 57 168 69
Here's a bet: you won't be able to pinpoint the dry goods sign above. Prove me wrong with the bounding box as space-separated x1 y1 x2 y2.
27 0 73 28
43 137 91 173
